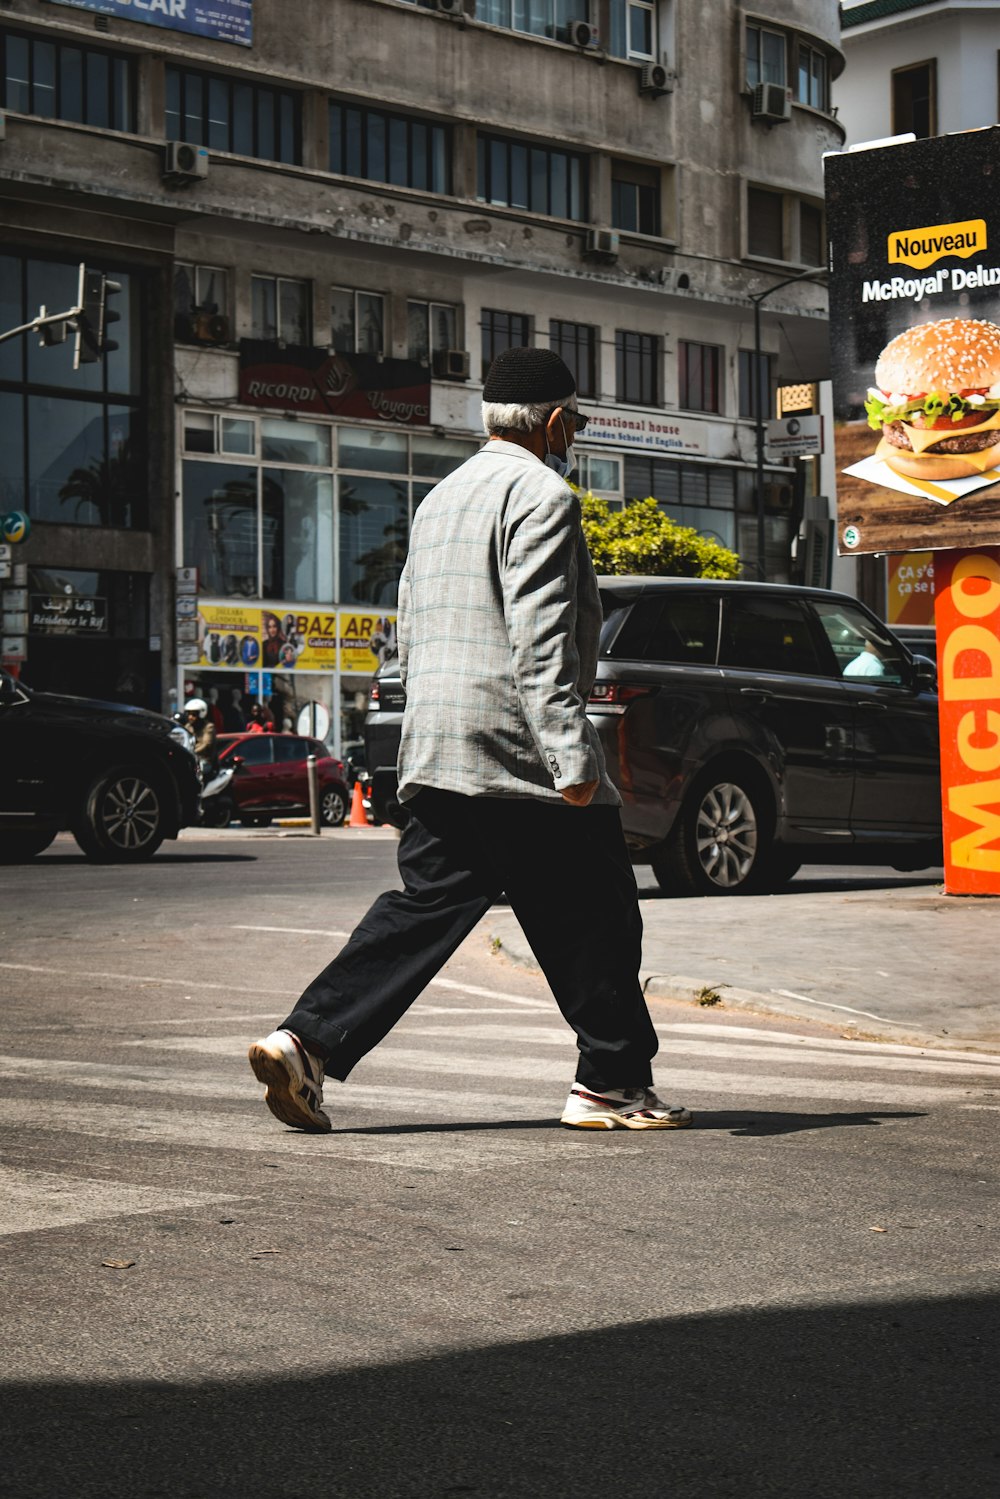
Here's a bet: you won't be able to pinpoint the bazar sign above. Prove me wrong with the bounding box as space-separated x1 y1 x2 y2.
197 602 395 673
239 342 430 424
935 549 1000 893
583 407 706 456
46 0 252 46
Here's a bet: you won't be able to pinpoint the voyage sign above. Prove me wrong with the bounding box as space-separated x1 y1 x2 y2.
46 1 252 46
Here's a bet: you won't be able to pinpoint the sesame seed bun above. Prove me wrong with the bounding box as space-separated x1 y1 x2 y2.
876 440 1000 482
875 318 1000 396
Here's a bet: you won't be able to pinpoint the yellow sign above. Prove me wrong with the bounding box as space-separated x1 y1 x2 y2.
197 603 395 673
888 219 986 271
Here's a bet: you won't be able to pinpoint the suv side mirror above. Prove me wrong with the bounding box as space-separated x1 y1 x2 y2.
0 673 20 706
910 654 937 692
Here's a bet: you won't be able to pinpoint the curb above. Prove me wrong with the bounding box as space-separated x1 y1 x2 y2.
486 923 1000 1056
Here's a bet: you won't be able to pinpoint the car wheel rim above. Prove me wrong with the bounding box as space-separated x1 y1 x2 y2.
695 782 757 888
100 777 160 851
321 791 345 825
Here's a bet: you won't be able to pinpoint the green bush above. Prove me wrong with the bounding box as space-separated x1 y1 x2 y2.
579 493 742 579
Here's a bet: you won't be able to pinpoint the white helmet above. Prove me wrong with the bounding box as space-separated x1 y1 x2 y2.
184 697 208 716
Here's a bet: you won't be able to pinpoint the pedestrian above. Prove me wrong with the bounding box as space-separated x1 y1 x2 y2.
246 703 273 733
248 347 691 1133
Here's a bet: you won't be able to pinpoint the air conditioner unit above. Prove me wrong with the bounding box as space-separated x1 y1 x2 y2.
430 0 464 14
583 228 619 263
192 310 231 346
764 483 794 511
432 348 470 380
164 141 209 182
639 62 674 97
568 20 599 47
751 82 792 123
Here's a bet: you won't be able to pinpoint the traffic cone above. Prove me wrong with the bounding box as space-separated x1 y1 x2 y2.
348 779 369 828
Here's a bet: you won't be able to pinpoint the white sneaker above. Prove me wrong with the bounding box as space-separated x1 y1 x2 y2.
561 1084 692 1131
248 1029 331 1132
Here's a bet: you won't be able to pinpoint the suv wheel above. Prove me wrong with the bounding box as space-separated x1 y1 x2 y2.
0 829 57 863
73 765 167 863
320 786 348 827
653 771 770 896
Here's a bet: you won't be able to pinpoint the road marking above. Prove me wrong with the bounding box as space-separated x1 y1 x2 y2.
774 989 893 1024
231 923 350 939
662 1023 1000 1068
0 961 298 998
0 1164 237 1238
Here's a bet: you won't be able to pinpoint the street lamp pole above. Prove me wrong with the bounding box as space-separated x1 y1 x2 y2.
750 266 828 581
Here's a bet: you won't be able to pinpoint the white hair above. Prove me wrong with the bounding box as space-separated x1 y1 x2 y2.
481 395 576 436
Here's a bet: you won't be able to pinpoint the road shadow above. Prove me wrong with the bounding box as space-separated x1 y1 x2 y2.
636 871 944 900
32 853 259 866
2 1290 995 1496
326 1111 922 1140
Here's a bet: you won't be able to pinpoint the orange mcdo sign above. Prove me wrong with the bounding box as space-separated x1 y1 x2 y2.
935 548 1000 894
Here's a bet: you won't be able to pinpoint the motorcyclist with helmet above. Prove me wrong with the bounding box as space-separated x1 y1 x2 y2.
183 697 218 781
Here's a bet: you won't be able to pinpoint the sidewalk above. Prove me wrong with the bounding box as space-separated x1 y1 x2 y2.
487 871 1000 1054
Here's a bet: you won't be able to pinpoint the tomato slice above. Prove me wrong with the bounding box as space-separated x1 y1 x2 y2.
908 410 991 431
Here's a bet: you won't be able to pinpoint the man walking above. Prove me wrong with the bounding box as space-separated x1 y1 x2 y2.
248 348 691 1133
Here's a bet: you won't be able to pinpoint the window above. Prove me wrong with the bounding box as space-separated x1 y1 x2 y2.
477 133 588 222
1 28 134 130
251 276 311 345
622 455 749 552
481 310 531 381
330 288 386 356
796 42 829 110
329 102 450 193
811 600 908 685
721 595 824 677
477 0 588 43
616 331 659 407
407 300 457 365
738 351 775 422
174 263 229 343
165 66 300 164
679 342 722 414
608 0 656 60
577 452 621 504
748 187 784 261
608 594 720 665
1 252 145 530
746 24 787 88
612 164 660 237
892 60 936 139
548 320 597 399
800 202 824 268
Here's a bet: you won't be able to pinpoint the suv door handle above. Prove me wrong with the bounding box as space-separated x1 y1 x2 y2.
740 687 773 703
857 699 888 711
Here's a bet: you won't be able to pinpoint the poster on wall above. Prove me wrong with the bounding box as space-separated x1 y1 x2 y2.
826 128 1000 557
197 603 395 673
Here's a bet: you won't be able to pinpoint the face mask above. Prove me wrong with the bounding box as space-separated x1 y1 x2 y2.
543 417 576 480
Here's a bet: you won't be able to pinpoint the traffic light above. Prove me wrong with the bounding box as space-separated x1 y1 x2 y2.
73 266 122 368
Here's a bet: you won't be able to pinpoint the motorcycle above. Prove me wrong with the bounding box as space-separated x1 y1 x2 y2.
173 714 236 827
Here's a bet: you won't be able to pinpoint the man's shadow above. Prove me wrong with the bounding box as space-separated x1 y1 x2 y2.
329 1110 924 1139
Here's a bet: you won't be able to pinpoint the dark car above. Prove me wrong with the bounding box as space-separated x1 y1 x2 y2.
0 670 201 862
364 578 942 895
216 733 350 827
592 578 940 893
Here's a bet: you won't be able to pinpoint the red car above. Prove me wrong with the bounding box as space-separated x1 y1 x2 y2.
214 733 351 828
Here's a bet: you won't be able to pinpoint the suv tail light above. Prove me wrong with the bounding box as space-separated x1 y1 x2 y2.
588 683 655 714
368 682 380 709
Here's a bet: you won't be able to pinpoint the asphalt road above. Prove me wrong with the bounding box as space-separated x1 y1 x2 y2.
2 832 999 1498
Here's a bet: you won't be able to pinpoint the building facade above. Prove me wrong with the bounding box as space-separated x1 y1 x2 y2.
0 0 843 747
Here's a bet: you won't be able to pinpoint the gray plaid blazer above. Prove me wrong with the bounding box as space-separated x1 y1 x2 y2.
395 440 619 806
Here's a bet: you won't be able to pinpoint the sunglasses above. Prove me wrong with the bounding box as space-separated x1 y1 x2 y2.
564 408 590 432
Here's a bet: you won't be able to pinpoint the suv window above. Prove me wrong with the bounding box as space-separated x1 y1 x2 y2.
811 600 908 686
720 596 826 676
605 594 719 664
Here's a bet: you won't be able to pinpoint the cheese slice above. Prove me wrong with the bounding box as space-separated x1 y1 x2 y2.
899 407 1000 454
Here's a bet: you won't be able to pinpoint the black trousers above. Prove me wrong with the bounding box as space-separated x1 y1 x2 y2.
282 788 659 1092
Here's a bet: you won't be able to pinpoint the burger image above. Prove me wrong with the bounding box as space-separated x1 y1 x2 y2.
865 317 1000 481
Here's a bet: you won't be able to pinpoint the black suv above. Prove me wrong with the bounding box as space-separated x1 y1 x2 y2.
0 672 201 862
364 579 941 895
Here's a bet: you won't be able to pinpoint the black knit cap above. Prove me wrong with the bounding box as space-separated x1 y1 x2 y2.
482 346 576 403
